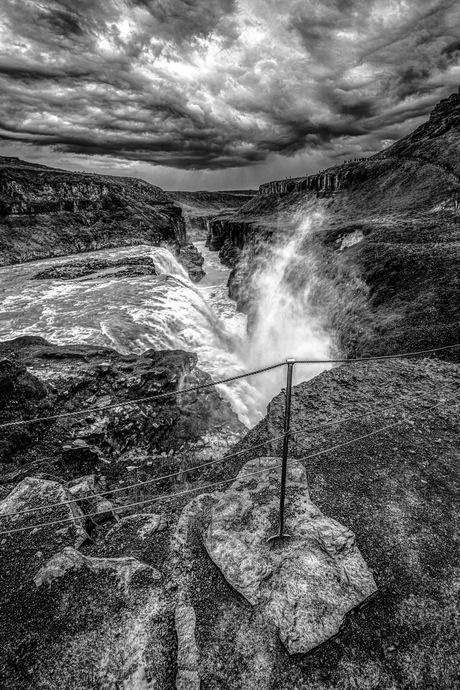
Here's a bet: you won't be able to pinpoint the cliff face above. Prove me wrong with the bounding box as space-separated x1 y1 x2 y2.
0 157 187 265
259 169 353 196
208 90 460 357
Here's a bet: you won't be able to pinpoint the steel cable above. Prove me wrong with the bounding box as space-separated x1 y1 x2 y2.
0 387 444 521
1 342 459 431
0 432 287 520
1 390 458 536
0 386 457 521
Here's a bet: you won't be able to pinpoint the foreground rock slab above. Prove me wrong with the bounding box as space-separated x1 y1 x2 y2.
203 457 377 654
0 479 174 689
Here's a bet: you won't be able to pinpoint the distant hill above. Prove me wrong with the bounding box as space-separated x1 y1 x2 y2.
170 189 257 196
373 91 460 175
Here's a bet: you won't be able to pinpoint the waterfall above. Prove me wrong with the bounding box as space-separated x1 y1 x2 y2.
0 222 331 428
242 210 332 405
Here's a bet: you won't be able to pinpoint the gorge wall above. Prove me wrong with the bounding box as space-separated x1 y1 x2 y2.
259 168 355 196
0 157 186 265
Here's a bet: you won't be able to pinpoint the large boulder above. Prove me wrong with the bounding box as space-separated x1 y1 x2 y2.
65 474 115 525
203 457 377 654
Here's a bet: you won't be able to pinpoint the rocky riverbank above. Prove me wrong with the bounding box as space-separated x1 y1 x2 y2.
0 336 244 485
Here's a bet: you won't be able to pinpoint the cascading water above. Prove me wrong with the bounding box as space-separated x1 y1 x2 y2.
242 211 331 406
0 213 331 427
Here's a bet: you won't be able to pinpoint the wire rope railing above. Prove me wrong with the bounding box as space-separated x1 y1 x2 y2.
0 366 457 522
1 382 458 537
0 342 459 431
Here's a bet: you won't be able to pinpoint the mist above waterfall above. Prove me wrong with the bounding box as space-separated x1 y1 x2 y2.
242 210 331 406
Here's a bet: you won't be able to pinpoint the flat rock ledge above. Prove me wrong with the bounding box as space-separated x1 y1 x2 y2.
203 457 377 654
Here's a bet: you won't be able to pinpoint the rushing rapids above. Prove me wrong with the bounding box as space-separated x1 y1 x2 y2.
0 220 330 426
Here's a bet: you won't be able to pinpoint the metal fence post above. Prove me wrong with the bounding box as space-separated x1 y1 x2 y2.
268 358 295 543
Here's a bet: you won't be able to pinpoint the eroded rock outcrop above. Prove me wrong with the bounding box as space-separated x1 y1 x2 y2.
175 605 200 690
32 254 158 281
34 546 157 589
0 337 244 472
176 243 205 282
202 457 377 654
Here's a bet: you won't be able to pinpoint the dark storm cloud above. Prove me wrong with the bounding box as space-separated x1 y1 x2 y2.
0 0 459 171
129 0 238 42
441 40 460 57
37 9 84 37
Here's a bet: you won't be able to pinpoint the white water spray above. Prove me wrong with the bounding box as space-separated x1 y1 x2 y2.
242 210 331 405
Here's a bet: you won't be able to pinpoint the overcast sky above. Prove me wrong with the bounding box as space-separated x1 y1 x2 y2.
0 0 459 190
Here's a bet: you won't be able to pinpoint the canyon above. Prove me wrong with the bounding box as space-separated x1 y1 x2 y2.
0 90 460 689
209 90 460 360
